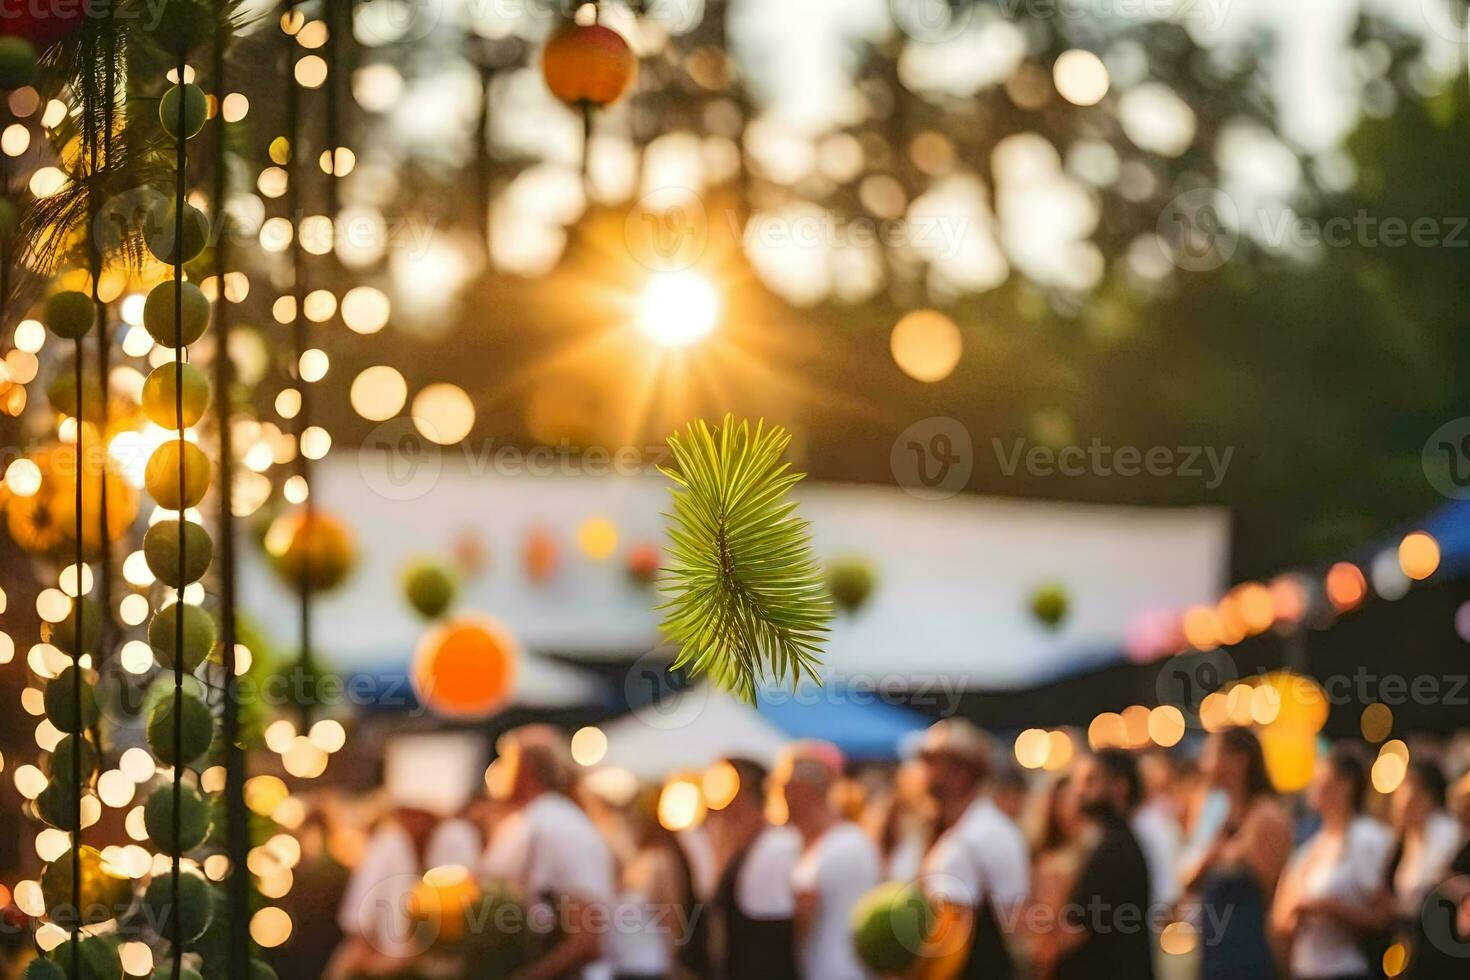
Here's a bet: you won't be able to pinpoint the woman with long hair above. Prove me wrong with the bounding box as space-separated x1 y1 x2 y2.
1272 745 1394 980
1390 761 1462 921
1024 774 1088 980
1182 728 1293 980
1387 760 1466 978
604 789 699 980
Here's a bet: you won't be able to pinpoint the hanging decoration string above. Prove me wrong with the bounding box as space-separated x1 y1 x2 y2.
211 10 252 976
284 0 316 730
92 10 117 664
169 44 190 980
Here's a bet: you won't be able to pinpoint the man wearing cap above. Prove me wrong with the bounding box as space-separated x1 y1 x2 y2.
915 719 1030 980
773 741 882 980
480 724 615 980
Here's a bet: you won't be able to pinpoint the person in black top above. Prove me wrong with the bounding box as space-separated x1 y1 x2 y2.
701 756 799 980
1053 748 1156 980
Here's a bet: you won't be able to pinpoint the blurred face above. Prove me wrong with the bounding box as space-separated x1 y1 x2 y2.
919 753 972 802
1073 756 1117 817
1201 735 1240 791
1391 773 1429 830
1307 760 1352 815
1054 779 1083 838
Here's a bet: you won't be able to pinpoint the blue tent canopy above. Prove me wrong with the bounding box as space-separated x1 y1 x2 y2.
755 685 930 760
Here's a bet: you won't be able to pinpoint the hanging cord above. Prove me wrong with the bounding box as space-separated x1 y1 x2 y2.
67 25 105 976
69 340 83 977
284 0 315 730
93 10 118 664
171 45 189 980
211 13 251 978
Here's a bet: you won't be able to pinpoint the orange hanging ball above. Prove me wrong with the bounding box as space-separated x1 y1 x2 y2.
412 615 519 719
541 23 637 106
264 508 357 592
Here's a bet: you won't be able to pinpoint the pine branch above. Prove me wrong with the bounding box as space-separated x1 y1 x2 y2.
657 415 832 702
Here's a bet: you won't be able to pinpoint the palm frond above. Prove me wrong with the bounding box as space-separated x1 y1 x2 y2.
657 415 832 702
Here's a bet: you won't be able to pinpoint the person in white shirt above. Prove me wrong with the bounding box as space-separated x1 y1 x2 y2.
480 724 615 980
1272 745 1395 980
329 806 443 977
1131 750 1184 909
1390 760 1463 919
915 719 1030 980
772 741 882 980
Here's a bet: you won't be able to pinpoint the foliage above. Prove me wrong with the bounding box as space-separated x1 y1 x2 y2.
658 415 832 701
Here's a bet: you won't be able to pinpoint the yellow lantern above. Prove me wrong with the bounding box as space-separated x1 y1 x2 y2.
264 508 357 592
1259 724 1318 794
407 865 480 948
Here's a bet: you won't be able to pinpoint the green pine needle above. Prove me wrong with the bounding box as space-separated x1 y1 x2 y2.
657 415 832 702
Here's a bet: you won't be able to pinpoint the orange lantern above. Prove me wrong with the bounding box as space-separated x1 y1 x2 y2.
523 526 558 584
541 23 637 106
264 509 357 592
625 542 660 586
412 615 518 719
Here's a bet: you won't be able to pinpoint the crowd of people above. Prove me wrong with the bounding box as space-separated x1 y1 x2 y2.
317 720 1470 980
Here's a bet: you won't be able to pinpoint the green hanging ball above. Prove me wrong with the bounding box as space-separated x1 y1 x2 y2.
159 83 208 140
148 602 217 673
44 667 99 734
149 969 203 980
49 597 102 658
45 290 95 340
826 558 877 614
142 279 211 347
49 733 100 782
402 559 459 619
248 963 278 980
141 361 211 429
23 958 67 980
151 0 214 55
142 869 213 943
1029 582 1070 630
48 934 123 980
146 692 215 768
0 36 38 90
45 355 107 423
144 782 212 854
35 781 85 831
850 882 935 975
143 202 209 265
41 845 134 927
143 520 214 589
